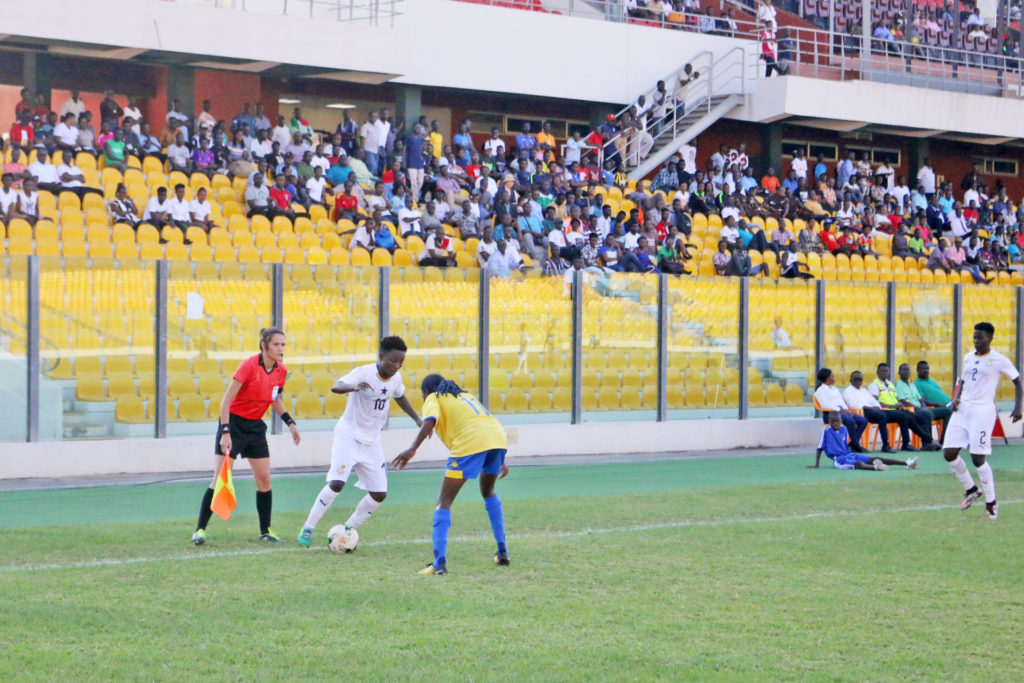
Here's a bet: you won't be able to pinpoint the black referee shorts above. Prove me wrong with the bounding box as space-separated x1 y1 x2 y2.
214 414 270 459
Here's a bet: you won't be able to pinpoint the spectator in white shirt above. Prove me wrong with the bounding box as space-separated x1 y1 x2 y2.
719 216 741 247
166 184 194 242
59 90 86 119
271 115 291 148
813 368 868 452
189 187 216 232
28 149 62 194
483 128 506 158
397 195 424 239
54 113 80 152
476 226 499 265
916 159 936 196
306 166 328 205
166 133 191 173
790 148 807 180
564 130 590 165
143 186 172 228
361 111 382 177
56 150 102 199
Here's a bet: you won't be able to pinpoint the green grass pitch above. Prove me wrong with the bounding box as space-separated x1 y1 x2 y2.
1 447 1023 680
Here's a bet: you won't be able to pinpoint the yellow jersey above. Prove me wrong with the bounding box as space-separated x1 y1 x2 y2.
421 392 508 457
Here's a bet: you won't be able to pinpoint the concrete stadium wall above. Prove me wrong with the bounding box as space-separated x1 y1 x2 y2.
734 75 1024 140
6 0 749 106
1 417 826 480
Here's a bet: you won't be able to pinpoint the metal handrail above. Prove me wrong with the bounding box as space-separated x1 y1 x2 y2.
173 0 404 26
602 44 756 172
455 1 1024 99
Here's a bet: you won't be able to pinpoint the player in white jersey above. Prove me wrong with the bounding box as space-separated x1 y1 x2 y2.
297 336 422 546
942 322 1022 520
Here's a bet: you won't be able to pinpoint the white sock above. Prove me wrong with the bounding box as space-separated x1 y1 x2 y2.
976 462 996 504
948 457 976 491
344 494 382 529
303 485 340 531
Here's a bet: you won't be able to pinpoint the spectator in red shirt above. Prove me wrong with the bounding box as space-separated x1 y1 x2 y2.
268 173 297 220
14 88 32 119
8 112 35 150
333 179 359 221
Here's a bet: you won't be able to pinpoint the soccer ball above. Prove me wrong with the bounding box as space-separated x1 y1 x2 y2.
327 525 359 554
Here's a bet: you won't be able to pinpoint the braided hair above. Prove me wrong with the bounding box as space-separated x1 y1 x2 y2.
420 373 463 397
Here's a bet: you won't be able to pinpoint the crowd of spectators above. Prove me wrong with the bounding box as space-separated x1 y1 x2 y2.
4 82 1023 286
632 134 1023 284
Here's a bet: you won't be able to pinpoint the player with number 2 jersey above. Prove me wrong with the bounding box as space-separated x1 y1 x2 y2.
297 336 422 547
942 322 1023 520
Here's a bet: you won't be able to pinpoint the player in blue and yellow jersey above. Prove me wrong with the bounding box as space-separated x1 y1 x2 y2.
391 374 509 575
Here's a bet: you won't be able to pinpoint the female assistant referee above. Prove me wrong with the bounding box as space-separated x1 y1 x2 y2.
191 327 301 544
391 374 509 575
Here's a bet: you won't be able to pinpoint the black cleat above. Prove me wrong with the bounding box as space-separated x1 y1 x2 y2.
494 551 510 566
961 487 982 511
418 563 447 575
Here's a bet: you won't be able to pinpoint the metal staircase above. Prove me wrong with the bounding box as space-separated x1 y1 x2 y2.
605 46 757 180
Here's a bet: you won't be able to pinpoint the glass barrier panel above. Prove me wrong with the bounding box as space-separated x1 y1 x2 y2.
167 257 270 435
748 277 816 417
581 271 658 422
39 257 156 440
895 282 954 398
282 264 379 431
822 280 888 399
666 276 739 419
487 271 571 423
390 266 478 425
1 257 29 441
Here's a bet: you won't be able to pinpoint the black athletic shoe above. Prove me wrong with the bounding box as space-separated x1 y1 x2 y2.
418 563 447 575
881 446 898 454
900 444 920 452
258 530 282 543
923 442 941 451
494 551 510 566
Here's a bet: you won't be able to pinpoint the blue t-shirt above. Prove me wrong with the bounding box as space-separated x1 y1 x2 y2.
326 165 352 186
518 215 542 235
818 425 851 458
516 133 536 151
404 135 425 170
374 229 396 250
453 133 472 150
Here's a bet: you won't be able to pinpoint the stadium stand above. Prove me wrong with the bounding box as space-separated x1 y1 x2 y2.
2 0 1023 441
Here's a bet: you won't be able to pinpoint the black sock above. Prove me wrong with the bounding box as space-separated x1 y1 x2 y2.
196 487 214 531
256 490 273 535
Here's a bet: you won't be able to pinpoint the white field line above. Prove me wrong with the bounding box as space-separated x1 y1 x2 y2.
2 498 1018 574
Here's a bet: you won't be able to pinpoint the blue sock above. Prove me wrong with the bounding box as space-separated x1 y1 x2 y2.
484 495 507 554
431 508 451 567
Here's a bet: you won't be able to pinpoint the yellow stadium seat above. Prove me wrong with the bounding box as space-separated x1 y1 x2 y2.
75 374 107 402
261 247 284 264
115 395 148 423
350 248 371 266
372 249 392 266
174 393 209 422
294 392 324 418
197 373 226 399
504 388 528 413
168 373 196 398
114 241 138 259
106 373 137 398
284 246 305 263
329 247 350 265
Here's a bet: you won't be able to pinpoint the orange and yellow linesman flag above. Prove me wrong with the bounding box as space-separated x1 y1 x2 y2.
211 457 237 520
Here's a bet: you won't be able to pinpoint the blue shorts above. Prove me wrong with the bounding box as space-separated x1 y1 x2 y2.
444 449 507 480
832 453 871 470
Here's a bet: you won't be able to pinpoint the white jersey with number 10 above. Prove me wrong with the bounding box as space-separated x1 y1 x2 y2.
958 350 1019 405
335 363 406 444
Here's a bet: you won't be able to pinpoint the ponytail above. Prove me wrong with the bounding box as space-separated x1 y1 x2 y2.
421 373 464 397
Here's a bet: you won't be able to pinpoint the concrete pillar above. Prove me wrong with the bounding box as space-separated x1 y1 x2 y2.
909 138 929 185
763 121 783 173
167 66 196 125
22 53 53 108
395 85 422 130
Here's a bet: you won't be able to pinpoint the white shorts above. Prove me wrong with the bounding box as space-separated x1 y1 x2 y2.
328 430 388 492
942 403 997 456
